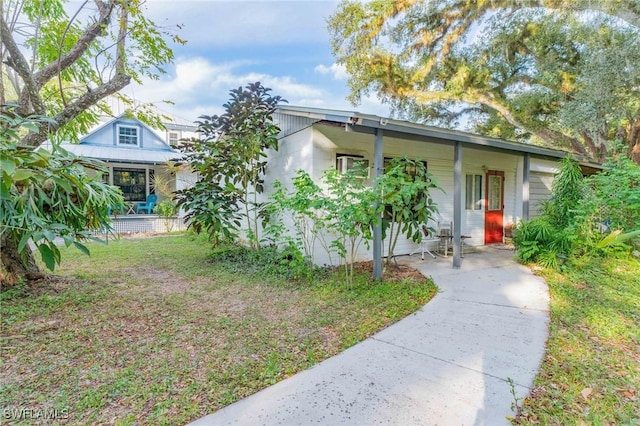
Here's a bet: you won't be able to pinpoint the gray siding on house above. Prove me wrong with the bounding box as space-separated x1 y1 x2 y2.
529 172 554 218
274 113 318 138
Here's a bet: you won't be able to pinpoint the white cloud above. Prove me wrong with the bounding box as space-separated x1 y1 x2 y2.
124 57 330 121
315 63 348 80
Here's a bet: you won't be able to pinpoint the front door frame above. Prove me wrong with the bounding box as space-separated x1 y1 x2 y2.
484 170 505 244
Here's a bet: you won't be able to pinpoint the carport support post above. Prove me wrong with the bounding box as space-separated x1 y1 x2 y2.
453 141 462 269
373 128 383 280
522 153 530 221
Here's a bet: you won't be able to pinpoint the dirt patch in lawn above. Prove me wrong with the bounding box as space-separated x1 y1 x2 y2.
1 237 435 425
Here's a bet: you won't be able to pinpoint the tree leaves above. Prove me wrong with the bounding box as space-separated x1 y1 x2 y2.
329 0 640 163
2 0 181 146
176 82 286 248
1 107 124 273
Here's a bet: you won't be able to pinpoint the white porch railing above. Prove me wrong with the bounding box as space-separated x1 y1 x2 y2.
103 215 188 235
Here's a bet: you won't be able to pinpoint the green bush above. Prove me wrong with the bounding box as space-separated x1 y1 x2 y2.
210 244 321 282
513 155 639 268
585 155 640 231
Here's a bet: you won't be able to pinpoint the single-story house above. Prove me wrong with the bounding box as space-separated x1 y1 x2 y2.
45 114 198 234
57 114 197 202
266 105 602 274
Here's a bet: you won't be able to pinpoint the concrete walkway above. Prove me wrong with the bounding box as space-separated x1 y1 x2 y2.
189 247 550 426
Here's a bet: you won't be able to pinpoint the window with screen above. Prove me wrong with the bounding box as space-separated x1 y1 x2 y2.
465 174 483 210
117 125 139 146
168 131 179 146
112 168 146 201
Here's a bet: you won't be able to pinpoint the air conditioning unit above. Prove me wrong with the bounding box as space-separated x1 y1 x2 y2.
336 155 370 178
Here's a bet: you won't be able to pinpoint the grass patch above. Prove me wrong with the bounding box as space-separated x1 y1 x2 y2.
514 255 640 424
1 233 436 425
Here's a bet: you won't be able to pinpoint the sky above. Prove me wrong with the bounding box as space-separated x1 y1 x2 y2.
122 0 392 124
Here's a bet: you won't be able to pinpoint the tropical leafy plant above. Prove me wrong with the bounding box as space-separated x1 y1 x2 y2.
176 82 286 248
267 172 334 265
513 156 640 267
1 0 182 283
585 153 640 231
322 164 378 287
155 199 178 232
377 156 442 264
0 106 123 283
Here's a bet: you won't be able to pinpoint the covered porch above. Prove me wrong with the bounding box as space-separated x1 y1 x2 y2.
276 106 603 277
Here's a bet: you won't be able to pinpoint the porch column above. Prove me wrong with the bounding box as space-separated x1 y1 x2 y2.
522 153 530 221
453 141 462 269
373 128 384 280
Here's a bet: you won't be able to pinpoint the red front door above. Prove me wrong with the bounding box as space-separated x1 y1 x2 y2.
485 170 504 244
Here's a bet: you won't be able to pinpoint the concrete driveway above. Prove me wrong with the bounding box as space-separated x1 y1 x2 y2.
189 246 549 426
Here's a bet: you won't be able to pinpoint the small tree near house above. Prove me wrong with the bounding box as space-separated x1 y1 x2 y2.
175 82 286 247
378 156 443 264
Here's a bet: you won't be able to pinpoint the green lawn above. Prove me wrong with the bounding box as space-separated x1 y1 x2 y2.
515 255 640 424
1 234 436 425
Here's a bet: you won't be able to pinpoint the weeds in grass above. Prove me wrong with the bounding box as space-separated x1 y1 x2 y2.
513 256 640 424
507 377 522 414
1 234 436 425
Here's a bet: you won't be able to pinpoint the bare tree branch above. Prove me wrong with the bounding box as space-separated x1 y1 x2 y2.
21 72 131 147
0 15 45 115
32 1 115 88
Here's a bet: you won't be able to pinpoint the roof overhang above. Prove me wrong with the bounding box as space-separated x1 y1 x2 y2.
55 143 183 165
276 105 604 170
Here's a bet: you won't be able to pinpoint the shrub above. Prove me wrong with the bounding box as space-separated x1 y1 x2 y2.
513 154 639 268
155 199 178 232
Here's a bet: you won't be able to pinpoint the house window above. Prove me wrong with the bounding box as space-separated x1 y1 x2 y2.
336 154 370 179
466 174 483 210
113 168 146 201
117 125 139 146
168 131 179 146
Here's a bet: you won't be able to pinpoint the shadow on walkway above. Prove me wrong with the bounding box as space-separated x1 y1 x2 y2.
189 247 550 426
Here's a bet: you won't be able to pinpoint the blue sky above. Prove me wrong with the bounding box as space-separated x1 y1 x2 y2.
125 0 391 123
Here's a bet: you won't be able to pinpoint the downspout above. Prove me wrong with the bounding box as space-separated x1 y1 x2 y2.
373 128 384 279
453 141 462 269
522 153 530 221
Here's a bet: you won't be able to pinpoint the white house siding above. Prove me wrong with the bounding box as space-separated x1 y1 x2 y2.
263 120 567 266
265 126 314 192
300 128 526 265
273 113 318 138
529 172 555 218
257 126 316 252
529 159 559 219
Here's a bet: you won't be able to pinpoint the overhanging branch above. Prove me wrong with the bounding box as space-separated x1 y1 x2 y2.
0 16 45 115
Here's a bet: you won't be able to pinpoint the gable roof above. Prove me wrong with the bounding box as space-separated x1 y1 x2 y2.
43 115 184 164
275 105 603 169
79 114 175 147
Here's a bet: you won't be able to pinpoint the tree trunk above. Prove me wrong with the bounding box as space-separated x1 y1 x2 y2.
0 233 45 287
630 140 640 165
628 115 640 165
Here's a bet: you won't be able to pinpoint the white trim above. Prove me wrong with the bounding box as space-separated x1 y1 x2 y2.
117 124 140 147
168 131 179 146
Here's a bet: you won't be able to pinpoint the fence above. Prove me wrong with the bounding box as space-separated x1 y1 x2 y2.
101 215 188 235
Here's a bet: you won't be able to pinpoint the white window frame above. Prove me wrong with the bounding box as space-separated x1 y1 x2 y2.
335 153 370 178
465 174 483 210
168 131 179 146
117 124 139 147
